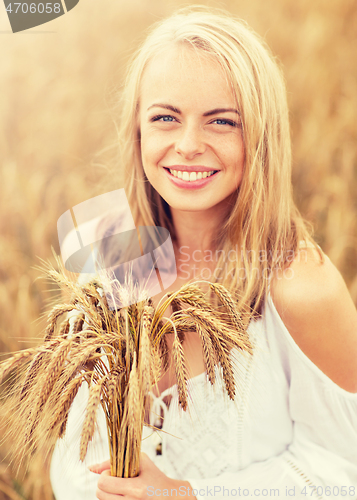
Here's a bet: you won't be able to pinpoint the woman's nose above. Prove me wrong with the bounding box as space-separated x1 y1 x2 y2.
174 123 205 159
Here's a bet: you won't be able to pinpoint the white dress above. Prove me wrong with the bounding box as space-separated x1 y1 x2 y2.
50 270 357 500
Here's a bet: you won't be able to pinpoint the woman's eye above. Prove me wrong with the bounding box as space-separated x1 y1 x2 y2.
151 115 176 123
212 118 237 127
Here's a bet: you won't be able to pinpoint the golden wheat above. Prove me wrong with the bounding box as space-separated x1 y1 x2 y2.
1 1 356 497
172 332 189 411
80 377 105 461
196 323 216 386
0 263 252 481
51 376 83 439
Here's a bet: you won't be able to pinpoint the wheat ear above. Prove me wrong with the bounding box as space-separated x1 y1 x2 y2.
172 332 188 411
44 305 76 341
210 283 253 353
19 351 48 402
196 323 216 385
80 377 105 461
47 376 83 439
0 348 39 384
209 333 235 400
139 306 154 394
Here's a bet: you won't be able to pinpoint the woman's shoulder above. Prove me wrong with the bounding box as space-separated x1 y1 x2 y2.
269 244 357 393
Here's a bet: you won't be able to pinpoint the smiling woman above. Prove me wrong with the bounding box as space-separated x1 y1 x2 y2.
49 6 357 500
139 45 244 214
118 6 297 315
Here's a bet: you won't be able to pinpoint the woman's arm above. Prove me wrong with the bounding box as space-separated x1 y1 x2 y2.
270 247 357 393
187 248 357 499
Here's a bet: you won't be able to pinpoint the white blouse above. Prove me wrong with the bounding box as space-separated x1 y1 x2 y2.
50 280 357 500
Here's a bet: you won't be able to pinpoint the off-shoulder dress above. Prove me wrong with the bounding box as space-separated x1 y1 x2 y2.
50 244 357 500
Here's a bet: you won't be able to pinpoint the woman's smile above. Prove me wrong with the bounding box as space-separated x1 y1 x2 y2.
138 44 244 212
163 165 220 189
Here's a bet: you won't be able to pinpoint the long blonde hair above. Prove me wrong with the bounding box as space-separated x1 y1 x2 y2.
114 6 323 319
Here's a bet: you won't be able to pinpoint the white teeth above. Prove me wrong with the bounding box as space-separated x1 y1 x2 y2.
182 171 190 181
168 169 217 181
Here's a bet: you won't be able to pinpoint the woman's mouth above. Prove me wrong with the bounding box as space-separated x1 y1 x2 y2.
163 167 219 186
166 168 218 181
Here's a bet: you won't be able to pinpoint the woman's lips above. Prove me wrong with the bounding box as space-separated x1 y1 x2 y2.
163 167 219 189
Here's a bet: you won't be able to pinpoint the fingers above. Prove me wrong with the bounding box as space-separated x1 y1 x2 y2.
93 454 156 499
89 459 111 474
96 487 119 500
90 453 152 476
97 473 145 497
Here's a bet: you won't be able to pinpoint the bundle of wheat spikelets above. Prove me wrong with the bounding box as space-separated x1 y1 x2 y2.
0 262 253 478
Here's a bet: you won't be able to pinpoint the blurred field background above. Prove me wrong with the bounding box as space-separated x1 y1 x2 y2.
0 0 356 497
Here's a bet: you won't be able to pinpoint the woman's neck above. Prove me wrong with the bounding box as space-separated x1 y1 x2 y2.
170 203 229 280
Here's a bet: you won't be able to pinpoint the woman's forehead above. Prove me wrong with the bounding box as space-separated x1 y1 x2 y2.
139 45 236 109
142 44 221 79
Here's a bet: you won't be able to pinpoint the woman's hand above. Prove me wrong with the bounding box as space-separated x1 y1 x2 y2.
90 452 196 500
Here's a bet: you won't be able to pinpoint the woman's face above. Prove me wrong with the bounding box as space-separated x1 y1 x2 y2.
138 45 244 214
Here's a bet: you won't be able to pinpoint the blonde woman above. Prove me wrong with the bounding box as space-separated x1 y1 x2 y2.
50 7 357 500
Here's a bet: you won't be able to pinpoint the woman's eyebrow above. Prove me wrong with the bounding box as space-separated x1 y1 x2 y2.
147 104 181 113
147 104 239 116
203 108 239 117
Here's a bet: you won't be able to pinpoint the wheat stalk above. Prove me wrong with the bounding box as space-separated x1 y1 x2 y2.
196 323 216 385
172 331 188 411
0 261 253 480
44 305 76 342
209 283 251 344
49 376 83 438
0 347 43 387
80 376 106 461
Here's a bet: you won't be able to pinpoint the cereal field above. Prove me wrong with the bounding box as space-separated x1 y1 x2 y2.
0 0 356 498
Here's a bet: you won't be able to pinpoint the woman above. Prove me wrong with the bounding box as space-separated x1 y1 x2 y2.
50 7 357 500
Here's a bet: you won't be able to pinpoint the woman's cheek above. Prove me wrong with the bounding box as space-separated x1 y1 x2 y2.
142 135 170 168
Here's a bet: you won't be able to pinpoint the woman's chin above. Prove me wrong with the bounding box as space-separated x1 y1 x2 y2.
164 198 218 214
